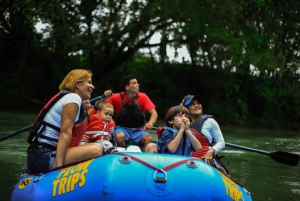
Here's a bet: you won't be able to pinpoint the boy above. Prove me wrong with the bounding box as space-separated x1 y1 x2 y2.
80 101 117 154
157 106 201 155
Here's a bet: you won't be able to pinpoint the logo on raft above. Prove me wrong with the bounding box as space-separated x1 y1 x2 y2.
220 172 246 201
18 178 33 189
52 159 94 197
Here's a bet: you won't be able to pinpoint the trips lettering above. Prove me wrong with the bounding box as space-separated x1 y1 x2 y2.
52 159 93 197
221 174 245 201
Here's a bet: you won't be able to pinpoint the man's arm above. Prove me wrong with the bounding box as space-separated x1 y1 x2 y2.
144 108 158 129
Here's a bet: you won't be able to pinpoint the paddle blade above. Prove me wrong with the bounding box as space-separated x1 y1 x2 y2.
270 151 299 166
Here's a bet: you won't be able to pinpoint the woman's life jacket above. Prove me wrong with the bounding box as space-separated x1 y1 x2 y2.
27 90 88 151
114 93 145 127
190 114 214 158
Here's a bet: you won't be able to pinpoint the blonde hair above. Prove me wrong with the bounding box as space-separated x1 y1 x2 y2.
95 101 114 112
59 69 92 92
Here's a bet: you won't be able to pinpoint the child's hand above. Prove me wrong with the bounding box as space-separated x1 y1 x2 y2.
81 135 89 143
179 121 185 130
83 99 91 108
183 118 190 131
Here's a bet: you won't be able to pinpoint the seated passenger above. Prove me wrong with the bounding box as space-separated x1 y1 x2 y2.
181 95 225 163
80 101 117 154
148 106 201 156
105 75 158 152
27 69 103 173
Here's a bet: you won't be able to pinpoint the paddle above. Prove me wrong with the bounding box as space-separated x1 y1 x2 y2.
0 95 105 142
225 142 299 166
151 127 299 166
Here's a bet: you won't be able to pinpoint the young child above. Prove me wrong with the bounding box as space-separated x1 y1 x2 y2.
157 106 201 156
80 101 117 154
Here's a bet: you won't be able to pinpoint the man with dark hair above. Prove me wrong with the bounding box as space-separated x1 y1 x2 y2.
105 75 158 152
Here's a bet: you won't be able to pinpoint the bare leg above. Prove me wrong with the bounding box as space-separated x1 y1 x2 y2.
115 131 126 148
139 134 153 152
56 142 103 167
145 143 157 153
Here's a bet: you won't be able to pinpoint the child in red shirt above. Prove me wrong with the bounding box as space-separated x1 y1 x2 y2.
80 101 117 154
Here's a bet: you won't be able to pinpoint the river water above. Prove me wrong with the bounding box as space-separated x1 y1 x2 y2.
0 111 299 201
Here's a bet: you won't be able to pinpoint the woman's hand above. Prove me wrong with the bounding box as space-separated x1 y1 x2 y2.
203 149 215 164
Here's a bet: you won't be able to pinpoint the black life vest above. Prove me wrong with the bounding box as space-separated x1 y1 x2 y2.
190 114 213 158
114 93 145 127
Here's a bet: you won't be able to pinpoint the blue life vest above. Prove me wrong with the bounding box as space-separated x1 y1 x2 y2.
158 127 194 156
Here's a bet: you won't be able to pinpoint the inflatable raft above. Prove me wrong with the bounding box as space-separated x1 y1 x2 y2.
11 150 252 201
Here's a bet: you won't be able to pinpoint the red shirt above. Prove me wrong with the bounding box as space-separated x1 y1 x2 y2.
85 109 115 141
106 92 155 115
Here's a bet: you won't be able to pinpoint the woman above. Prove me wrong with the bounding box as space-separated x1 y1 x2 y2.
27 69 103 173
181 95 225 165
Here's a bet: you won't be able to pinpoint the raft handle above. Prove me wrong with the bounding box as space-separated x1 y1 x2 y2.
34 175 44 182
154 169 167 183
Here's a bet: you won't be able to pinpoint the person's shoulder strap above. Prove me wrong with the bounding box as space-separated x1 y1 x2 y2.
190 114 214 131
27 91 70 144
156 126 176 139
120 92 124 100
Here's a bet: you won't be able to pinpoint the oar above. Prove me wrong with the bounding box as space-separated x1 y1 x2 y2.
225 142 299 166
151 127 299 166
0 95 105 142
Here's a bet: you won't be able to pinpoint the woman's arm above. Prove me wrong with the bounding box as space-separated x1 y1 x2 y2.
202 118 225 164
54 103 79 168
208 119 225 154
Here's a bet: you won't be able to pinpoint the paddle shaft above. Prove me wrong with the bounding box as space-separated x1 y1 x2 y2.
225 142 269 155
0 95 104 142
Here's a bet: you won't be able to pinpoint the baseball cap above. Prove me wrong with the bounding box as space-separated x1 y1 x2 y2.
182 95 202 107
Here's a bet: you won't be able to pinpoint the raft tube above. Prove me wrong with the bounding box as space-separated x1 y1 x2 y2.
11 152 252 201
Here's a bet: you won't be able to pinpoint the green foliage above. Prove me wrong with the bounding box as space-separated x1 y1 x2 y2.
1 0 300 131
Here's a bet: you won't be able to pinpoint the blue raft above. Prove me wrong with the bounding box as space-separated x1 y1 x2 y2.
11 152 252 201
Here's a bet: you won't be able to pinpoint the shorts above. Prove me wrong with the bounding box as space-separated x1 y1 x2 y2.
27 148 56 173
114 126 148 146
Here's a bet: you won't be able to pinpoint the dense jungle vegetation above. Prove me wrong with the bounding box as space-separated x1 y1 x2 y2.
1 0 300 131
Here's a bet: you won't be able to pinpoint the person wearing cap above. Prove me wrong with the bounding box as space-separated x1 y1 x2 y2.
181 95 225 165
105 75 158 152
